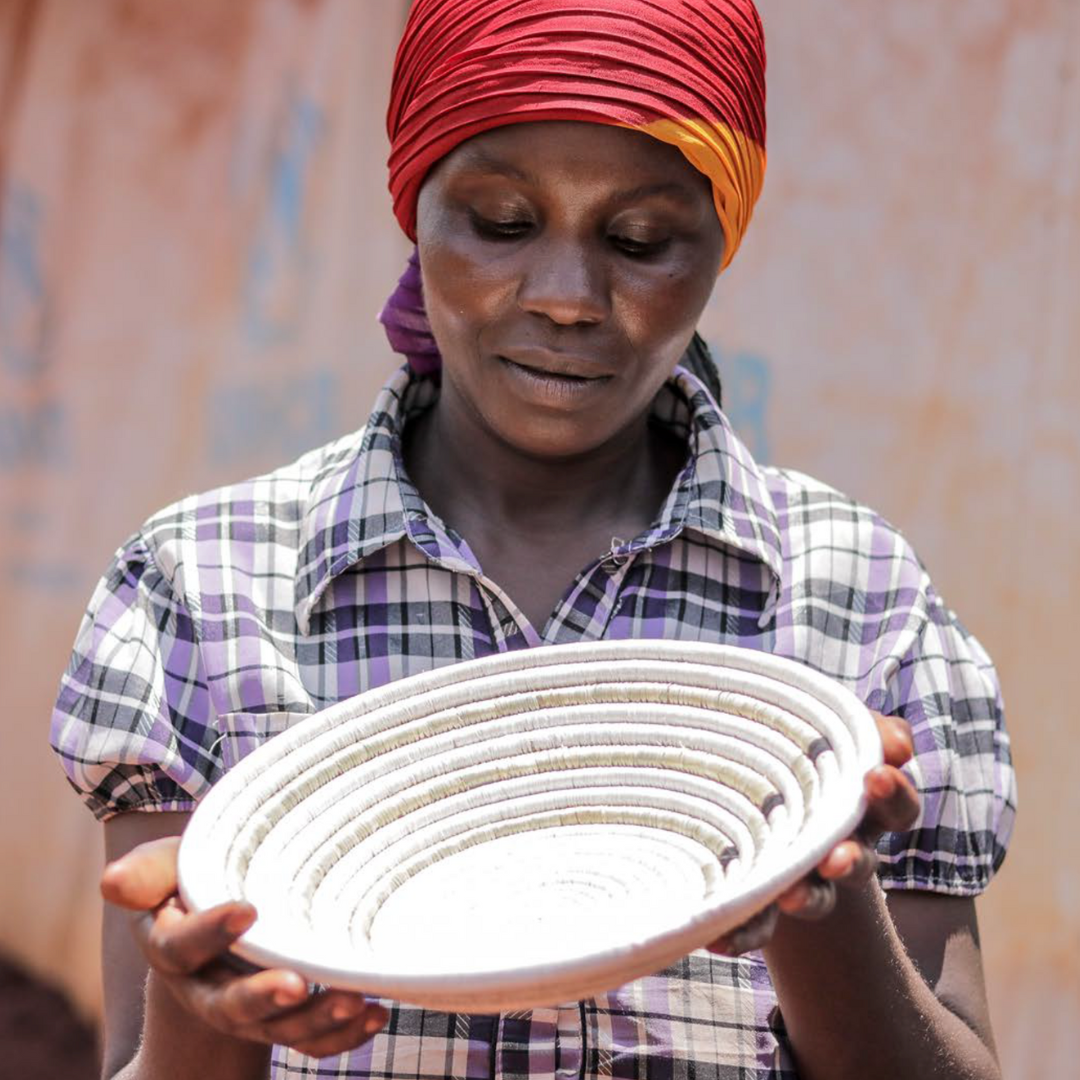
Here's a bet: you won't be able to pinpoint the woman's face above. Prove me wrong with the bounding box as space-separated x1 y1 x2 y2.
415 121 725 460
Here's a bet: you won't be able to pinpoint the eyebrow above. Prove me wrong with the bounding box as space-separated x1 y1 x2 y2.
453 151 701 206
454 151 537 184
612 181 701 206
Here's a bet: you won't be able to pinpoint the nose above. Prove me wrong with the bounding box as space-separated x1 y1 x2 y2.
516 234 609 327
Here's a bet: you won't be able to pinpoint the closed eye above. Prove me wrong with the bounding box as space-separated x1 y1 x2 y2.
469 210 533 241
611 235 672 258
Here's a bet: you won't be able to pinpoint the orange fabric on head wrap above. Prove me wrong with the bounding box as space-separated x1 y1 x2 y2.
387 0 767 270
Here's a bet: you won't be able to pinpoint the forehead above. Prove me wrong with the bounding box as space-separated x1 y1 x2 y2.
431 121 713 202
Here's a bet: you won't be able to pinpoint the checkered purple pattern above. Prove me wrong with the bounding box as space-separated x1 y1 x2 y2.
51 366 1016 1079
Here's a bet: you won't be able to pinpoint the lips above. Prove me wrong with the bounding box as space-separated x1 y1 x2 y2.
498 348 613 382
495 351 613 408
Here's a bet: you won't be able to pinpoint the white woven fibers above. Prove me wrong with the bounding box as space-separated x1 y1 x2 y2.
178 640 882 1011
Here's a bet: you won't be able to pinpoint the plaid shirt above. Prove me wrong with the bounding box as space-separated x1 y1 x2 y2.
52 365 1016 1079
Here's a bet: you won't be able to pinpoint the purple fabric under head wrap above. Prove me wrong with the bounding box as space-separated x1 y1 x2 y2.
379 247 442 376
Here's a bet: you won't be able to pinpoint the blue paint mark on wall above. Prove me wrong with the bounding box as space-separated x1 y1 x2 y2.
6 559 83 594
0 183 52 377
707 342 772 463
6 504 49 533
207 370 338 466
0 183 69 470
0 398 69 468
243 92 326 349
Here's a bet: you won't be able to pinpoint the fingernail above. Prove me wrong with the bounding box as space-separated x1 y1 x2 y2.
225 906 256 935
868 768 892 798
332 1001 362 1023
364 1009 388 1035
274 979 306 1008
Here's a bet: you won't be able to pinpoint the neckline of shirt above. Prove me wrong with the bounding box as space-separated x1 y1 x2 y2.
294 364 783 633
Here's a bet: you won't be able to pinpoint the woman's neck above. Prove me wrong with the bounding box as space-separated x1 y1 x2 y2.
402 385 686 543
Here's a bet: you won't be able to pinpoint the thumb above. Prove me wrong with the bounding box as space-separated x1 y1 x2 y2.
101 836 182 911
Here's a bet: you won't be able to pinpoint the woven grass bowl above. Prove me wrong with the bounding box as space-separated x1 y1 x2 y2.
178 641 881 1012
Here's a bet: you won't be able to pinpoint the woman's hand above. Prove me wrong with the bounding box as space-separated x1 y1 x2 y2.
101 837 388 1060
707 711 921 956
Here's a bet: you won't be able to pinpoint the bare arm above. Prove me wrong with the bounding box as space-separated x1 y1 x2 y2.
762 885 1000 1080
710 713 1001 1080
102 812 269 1080
101 812 386 1080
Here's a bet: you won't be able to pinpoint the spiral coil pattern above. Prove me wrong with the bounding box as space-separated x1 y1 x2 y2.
179 641 881 1011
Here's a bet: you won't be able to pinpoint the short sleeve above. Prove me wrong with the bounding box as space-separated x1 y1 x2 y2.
867 581 1017 896
50 531 222 820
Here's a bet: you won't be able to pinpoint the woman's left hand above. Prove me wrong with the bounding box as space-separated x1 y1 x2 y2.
706 711 921 956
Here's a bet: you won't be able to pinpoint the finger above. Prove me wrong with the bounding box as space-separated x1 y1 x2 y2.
137 898 257 978
816 839 861 881
817 839 878 887
861 765 920 838
288 1005 389 1060
870 712 914 768
193 966 310 1027
101 837 184 910
253 990 377 1047
705 904 778 956
776 875 835 920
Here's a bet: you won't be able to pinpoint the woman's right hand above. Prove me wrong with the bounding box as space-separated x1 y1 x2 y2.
101 837 389 1060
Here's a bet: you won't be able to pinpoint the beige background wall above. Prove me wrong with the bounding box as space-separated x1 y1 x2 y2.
1 1 1075 1075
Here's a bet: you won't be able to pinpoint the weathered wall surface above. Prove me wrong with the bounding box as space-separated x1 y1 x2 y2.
0 0 413 1019
0 1 1075 1074
715 5 1080 1074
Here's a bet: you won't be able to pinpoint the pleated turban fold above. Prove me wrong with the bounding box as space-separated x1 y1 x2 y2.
382 0 767 373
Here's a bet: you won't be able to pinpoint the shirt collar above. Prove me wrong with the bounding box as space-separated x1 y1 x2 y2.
295 364 782 633
294 368 474 633
664 366 784 595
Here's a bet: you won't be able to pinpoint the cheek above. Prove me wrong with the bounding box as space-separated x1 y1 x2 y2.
616 260 717 357
419 239 518 361
416 196 518 360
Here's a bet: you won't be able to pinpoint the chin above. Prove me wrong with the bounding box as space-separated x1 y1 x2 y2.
490 415 611 462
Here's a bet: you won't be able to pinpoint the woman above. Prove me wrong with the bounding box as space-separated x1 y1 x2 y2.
51 2 1016 1078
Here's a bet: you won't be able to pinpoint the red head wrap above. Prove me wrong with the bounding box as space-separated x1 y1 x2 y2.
387 0 766 269
381 0 767 374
